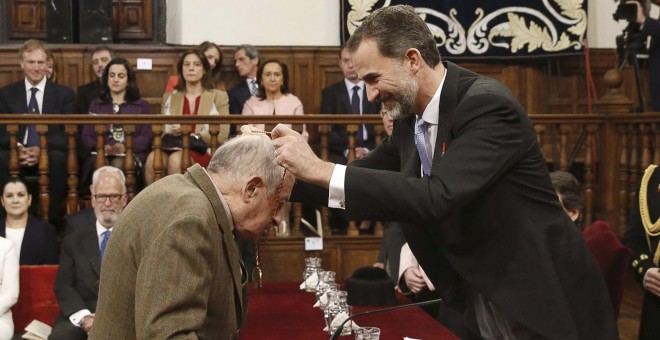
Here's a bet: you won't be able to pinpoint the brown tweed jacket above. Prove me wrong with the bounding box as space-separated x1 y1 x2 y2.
89 164 244 339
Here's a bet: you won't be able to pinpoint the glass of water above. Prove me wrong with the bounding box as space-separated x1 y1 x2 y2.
354 327 381 339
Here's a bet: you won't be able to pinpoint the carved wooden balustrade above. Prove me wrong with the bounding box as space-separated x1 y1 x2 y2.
0 112 657 236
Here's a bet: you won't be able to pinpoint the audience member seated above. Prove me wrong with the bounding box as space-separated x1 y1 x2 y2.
45 50 57 83
228 45 260 136
242 59 307 139
80 58 152 193
50 166 127 340
320 45 381 165
624 164 660 339
553 170 631 317
144 49 230 185
549 170 584 228
76 46 114 114
0 39 76 228
0 235 18 339
0 177 58 265
164 41 225 93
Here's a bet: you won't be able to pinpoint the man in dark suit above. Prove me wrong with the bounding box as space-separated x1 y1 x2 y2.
75 46 114 113
50 166 127 340
321 46 381 165
228 44 260 136
0 39 76 227
272 5 618 339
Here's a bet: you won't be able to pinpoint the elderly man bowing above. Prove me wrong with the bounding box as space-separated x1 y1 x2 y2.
90 132 293 339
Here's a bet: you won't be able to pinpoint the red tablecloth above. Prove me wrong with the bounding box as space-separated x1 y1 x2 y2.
240 282 458 340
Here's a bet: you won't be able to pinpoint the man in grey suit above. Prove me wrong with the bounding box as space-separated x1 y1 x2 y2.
50 166 127 340
90 133 293 339
272 5 618 339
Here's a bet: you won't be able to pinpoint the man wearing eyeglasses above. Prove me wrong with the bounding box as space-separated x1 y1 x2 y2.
90 134 294 339
50 166 127 340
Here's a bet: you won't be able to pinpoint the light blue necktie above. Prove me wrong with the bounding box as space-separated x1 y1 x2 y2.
415 118 432 177
100 230 112 262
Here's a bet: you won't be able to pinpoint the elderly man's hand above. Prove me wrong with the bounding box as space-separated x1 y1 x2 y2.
271 124 335 188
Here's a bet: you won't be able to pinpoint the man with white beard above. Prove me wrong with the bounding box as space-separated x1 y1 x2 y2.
50 166 127 340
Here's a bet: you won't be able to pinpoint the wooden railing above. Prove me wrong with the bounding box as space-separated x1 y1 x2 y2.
0 113 658 236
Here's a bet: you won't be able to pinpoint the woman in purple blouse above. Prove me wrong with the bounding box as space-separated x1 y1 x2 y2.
80 58 153 191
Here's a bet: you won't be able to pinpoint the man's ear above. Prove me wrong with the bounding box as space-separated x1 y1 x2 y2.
567 208 580 223
404 48 422 73
243 176 264 202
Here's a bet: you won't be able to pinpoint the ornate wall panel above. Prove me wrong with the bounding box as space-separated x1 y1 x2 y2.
9 0 46 39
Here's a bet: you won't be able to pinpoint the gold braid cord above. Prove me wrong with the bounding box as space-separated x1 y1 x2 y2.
639 164 660 266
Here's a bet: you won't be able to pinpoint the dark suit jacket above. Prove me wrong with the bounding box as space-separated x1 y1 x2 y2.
298 62 618 339
0 215 58 265
76 80 101 114
90 164 244 339
320 80 381 164
0 79 76 150
228 81 251 115
228 81 251 136
55 208 101 317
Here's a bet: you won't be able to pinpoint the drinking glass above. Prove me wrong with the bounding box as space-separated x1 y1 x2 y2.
354 327 381 340
303 257 322 292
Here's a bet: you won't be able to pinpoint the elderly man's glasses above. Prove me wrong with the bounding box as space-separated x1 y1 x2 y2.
93 194 125 203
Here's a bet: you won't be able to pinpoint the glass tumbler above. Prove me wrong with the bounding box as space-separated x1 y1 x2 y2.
354 327 381 339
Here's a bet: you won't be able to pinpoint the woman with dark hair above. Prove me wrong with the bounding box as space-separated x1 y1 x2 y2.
144 49 229 185
80 57 153 189
164 41 225 93
0 177 58 265
242 59 307 138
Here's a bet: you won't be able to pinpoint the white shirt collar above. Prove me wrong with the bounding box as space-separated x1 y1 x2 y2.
344 79 363 94
420 67 447 125
96 220 113 237
24 76 47 94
